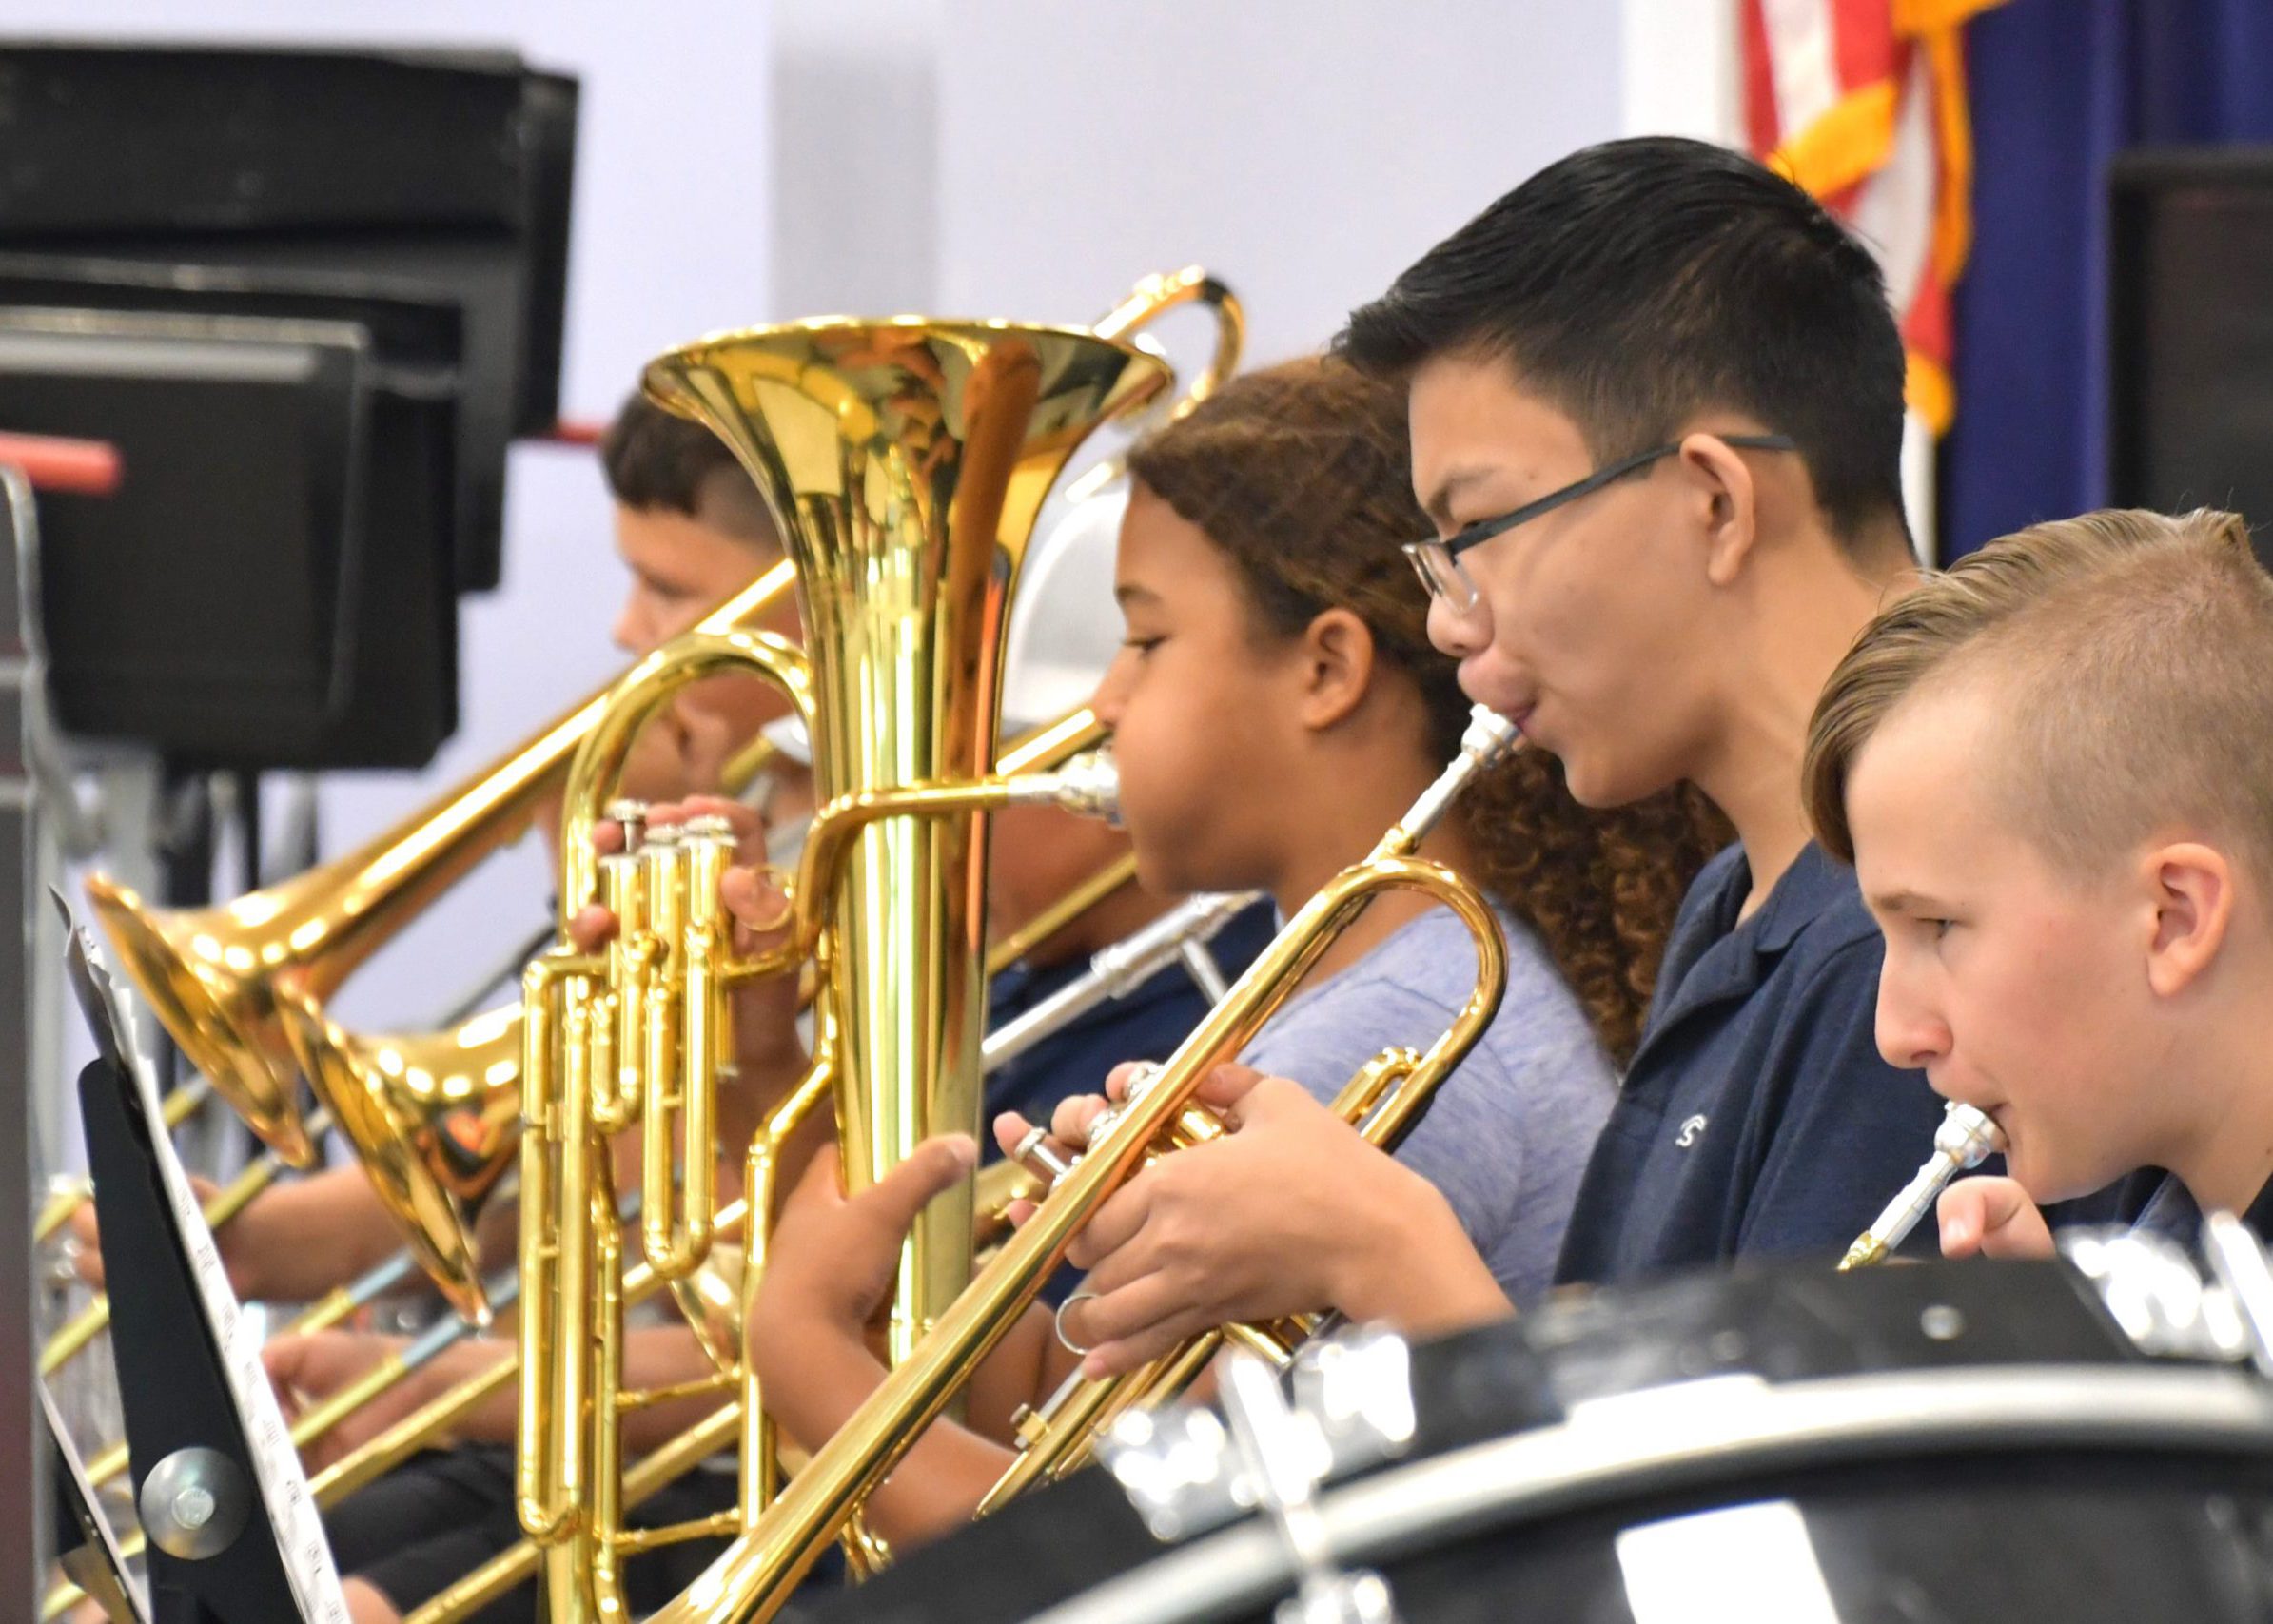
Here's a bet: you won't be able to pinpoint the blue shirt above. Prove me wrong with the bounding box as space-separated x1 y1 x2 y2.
982 899 1279 1143
1242 904 1617 1308
2126 1171 2273 1246
1554 840 1950 1286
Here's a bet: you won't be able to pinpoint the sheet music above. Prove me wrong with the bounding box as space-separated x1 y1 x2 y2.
63 910 351 1624
42 1382 150 1623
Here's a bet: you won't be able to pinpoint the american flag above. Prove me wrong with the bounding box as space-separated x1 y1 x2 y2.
1742 0 2006 436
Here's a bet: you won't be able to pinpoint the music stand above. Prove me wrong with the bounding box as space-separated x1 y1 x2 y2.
62 905 348 1623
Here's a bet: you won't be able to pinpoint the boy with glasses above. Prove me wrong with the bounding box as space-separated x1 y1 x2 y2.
1009 136 1962 1375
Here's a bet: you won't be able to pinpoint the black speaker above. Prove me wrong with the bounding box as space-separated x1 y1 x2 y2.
2108 147 2273 564
0 290 460 770
0 42 579 591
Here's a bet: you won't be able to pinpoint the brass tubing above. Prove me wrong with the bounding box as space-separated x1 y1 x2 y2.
401 1402 746 1624
639 710 1517 1620
1089 265 1245 422
719 729 1115 988
611 1508 741 1556
83 562 798 1168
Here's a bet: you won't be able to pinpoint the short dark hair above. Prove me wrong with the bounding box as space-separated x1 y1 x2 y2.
598 391 777 546
1123 357 1731 1066
1337 136 1909 556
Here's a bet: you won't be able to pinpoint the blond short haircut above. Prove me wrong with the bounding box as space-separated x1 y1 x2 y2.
1804 508 2273 885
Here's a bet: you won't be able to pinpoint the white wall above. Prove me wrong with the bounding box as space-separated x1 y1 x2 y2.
39 3 1661 1050
934 2 1623 365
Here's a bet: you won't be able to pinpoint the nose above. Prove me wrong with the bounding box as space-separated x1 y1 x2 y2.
1426 593 1489 659
612 594 650 657
1874 960 1950 1071
1089 651 1134 727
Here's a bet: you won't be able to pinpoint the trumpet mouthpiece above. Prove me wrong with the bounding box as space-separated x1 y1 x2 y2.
1933 1102 2005 1167
1460 706 1524 768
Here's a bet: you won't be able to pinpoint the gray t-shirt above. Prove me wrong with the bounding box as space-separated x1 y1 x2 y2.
1239 903 1615 1308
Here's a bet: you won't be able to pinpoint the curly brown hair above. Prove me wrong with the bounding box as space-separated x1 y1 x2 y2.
1125 357 1730 1063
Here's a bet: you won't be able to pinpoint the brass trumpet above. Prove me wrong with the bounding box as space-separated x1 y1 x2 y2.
643 706 1519 1622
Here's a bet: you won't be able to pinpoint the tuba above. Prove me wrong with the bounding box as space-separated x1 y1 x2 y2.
514 316 1170 1620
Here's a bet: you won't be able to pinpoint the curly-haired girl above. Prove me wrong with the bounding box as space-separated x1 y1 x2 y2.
739 357 1726 1548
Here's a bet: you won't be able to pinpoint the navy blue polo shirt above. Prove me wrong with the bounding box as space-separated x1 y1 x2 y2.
982 898 1278 1141
1554 840 1950 1286
2125 1170 2273 1246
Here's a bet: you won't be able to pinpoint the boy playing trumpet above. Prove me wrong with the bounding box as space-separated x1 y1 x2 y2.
1803 507 2273 1256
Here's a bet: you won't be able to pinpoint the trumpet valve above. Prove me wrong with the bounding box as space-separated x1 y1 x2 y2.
605 798 651 851
1012 1125 1073 1184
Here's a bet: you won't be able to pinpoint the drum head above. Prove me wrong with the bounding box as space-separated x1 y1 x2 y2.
822 1259 2273 1624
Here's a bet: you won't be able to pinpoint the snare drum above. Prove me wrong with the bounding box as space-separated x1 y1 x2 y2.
822 1254 2273 1624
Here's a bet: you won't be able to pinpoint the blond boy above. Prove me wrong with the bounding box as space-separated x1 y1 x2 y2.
1803 507 2273 1258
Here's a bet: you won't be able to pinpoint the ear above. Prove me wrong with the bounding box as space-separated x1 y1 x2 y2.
1675 432 1762 589
1294 607 1377 731
2140 840 2234 999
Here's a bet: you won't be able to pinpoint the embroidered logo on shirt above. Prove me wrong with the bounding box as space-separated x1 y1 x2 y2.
1675 1113 1709 1148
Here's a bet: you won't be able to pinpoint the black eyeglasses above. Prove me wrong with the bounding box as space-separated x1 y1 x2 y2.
1403 434 1798 613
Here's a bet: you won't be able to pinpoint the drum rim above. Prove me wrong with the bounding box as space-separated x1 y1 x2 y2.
1025 1364 2273 1624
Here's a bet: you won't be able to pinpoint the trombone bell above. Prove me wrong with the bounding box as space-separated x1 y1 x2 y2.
279 992 521 1322
84 872 322 1166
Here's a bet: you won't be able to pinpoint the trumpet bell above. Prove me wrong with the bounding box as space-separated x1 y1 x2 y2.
83 871 321 1167
279 991 520 1322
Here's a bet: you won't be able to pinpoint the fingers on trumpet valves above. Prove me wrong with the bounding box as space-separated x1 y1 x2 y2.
1004 1061 1174 1194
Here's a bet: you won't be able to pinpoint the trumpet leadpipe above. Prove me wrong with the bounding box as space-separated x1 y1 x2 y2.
1838 1101 2006 1269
